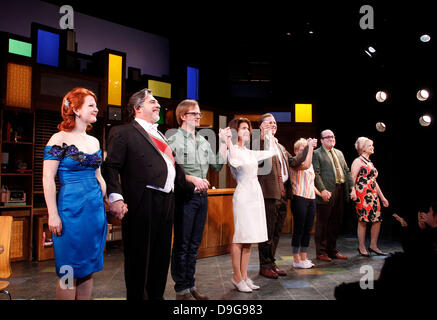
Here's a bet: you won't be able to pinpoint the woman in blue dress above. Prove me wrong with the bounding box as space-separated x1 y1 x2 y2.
43 88 109 300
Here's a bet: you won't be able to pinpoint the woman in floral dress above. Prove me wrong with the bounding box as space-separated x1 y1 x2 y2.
351 137 389 257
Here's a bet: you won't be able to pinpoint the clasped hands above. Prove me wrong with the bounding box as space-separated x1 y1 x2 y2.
219 127 233 145
109 200 128 220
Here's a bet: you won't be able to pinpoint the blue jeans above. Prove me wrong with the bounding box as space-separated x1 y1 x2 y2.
171 193 208 294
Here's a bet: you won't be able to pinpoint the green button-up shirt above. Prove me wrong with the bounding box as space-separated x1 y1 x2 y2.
168 127 224 179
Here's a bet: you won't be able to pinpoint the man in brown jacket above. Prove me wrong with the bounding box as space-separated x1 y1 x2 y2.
257 113 314 278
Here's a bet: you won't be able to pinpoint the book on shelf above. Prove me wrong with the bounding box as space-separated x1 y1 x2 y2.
3 202 27 207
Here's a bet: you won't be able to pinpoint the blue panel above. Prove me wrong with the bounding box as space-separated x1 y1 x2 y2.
37 29 59 67
270 111 291 122
187 66 199 100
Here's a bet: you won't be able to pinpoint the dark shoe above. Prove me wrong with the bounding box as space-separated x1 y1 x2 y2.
328 252 348 260
316 254 332 262
191 289 209 300
272 264 287 276
357 248 370 257
368 247 388 256
259 268 278 279
176 292 196 300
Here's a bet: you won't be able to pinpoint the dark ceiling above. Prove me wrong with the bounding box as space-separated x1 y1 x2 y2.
41 1 436 89
41 1 437 118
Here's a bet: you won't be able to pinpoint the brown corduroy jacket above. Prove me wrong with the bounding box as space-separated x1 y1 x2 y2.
257 139 308 200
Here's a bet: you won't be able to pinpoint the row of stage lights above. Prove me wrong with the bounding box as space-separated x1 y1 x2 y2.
375 89 432 131
368 34 432 130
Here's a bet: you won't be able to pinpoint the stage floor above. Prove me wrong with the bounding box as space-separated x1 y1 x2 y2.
3 234 402 300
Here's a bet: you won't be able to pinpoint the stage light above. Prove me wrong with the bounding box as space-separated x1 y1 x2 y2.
420 34 431 42
295 104 312 123
417 89 429 101
419 115 432 126
36 29 60 67
8 38 32 58
108 53 123 106
148 79 171 99
375 122 386 132
376 91 387 102
6 63 32 109
187 66 199 100
368 46 376 53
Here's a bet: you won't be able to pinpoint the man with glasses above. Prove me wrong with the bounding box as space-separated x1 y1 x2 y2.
168 99 228 300
313 129 356 262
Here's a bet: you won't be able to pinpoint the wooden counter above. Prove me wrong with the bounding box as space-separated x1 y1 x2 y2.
197 188 235 259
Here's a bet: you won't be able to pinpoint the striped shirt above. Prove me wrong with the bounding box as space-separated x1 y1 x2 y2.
291 164 316 199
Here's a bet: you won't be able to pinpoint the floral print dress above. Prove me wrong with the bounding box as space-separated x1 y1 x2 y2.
354 156 382 223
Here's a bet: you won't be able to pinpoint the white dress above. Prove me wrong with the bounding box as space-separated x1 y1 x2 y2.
228 136 276 243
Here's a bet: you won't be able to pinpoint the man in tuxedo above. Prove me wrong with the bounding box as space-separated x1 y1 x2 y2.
257 113 312 279
102 88 193 300
312 129 356 262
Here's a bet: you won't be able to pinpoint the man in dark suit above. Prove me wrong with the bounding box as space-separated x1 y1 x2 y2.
257 113 313 279
102 88 193 300
312 129 356 262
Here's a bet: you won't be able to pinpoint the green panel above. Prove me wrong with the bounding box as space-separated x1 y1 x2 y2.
8 38 32 58
157 107 165 124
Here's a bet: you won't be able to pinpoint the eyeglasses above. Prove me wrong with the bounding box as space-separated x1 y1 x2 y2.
185 112 203 118
321 135 335 139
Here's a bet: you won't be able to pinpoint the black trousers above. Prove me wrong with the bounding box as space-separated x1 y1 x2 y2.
291 195 316 252
315 184 345 256
258 196 288 269
121 188 175 300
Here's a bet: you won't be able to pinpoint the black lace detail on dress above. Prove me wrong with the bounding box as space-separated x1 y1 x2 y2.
48 143 102 169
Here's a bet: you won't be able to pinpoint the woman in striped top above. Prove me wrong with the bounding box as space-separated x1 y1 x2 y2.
290 138 320 269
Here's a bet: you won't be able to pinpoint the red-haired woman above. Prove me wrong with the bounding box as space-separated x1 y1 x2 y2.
43 88 108 300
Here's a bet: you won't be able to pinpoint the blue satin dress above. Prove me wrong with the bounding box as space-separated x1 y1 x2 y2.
43 143 107 279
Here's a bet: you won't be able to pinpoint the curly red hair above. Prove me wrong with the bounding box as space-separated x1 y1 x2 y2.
57 87 98 132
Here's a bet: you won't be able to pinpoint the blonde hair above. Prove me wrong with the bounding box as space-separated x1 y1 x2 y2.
355 137 372 155
294 138 307 154
175 99 199 126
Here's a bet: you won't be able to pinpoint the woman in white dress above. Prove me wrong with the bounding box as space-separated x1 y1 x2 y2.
225 118 276 293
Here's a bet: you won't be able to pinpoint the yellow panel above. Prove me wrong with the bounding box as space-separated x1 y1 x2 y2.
234 114 262 122
148 79 171 99
199 110 214 128
108 54 123 106
6 63 32 109
295 104 312 123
